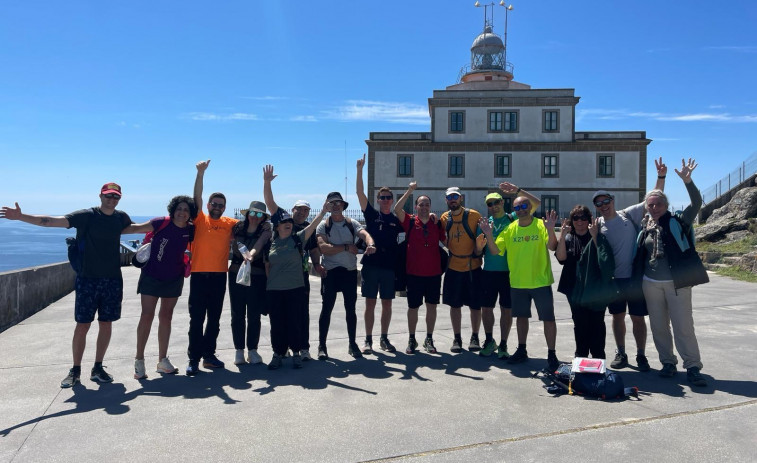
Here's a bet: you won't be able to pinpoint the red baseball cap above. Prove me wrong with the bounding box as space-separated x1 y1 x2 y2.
101 182 122 196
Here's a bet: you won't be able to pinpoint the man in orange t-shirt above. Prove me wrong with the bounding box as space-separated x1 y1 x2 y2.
185 160 237 375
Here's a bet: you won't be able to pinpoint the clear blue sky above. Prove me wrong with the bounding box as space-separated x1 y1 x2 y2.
1 0 755 216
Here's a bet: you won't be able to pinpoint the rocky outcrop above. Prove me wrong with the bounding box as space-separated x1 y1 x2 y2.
736 251 757 273
696 187 757 242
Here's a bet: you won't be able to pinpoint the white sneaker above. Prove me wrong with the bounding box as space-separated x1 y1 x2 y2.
300 349 312 361
234 349 247 365
156 357 178 374
134 358 147 379
247 349 263 364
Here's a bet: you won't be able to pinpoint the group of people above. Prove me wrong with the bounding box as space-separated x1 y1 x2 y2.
0 156 709 389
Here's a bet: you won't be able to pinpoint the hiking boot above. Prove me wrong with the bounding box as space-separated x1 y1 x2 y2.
248 349 263 364
292 353 303 369
547 352 560 372
348 342 363 359
90 365 113 383
134 359 147 380
468 334 481 352
507 347 528 364
202 355 225 369
406 338 418 354
300 350 312 361
610 351 628 369
234 349 247 365
380 337 396 353
61 369 80 388
687 367 707 387
423 337 438 354
268 354 283 370
479 339 498 357
659 363 677 378
450 338 463 353
636 354 651 372
185 360 200 376
156 357 179 374
362 340 373 355
317 345 329 360
497 345 510 359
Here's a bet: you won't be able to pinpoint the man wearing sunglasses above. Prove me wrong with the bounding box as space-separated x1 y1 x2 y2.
185 159 238 375
356 154 403 354
1 182 133 387
593 157 668 372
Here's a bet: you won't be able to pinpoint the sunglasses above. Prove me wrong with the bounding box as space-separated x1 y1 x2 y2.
513 203 529 211
594 198 612 207
378 195 393 201
103 193 121 199
210 202 226 209
572 215 589 221
446 194 460 200
249 211 265 218
486 201 502 207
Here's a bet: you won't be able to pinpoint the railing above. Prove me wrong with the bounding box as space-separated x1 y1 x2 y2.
701 152 757 204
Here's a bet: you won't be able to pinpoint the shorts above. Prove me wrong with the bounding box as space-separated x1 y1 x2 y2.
137 272 184 298
607 278 648 316
511 286 555 321
406 274 442 309
361 265 396 300
74 276 123 323
442 268 482 310
480 270 512 309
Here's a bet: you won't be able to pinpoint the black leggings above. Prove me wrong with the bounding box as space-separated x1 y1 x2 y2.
569 301 607 359
318 267 358 345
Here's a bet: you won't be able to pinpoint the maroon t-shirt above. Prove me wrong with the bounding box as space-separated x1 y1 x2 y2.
401 214 446 277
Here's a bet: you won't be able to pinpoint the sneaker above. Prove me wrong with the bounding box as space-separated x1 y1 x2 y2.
90 365 113 383
423 337 437 354
186 360 200 376
659 363 677 378
468 335 481 352
317 345 329 360
507 347 528 364
380 337 396 353
234 349 247 365
636 354 651 372
60 369 80 388
134 359 147 380
547 352 560 372
156 357 179 374
406 338 419 354
496 345 510 359
300 350 312 361
687 367 707 387
450 338 463 353
610 351 628 369
293 353 303 369
202 355 225 369
268 354 283 370
362 340 373 355
348 342 363 359
248 349 263 364
479 339 498 357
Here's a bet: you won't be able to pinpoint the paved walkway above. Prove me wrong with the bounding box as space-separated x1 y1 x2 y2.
1 258 756 462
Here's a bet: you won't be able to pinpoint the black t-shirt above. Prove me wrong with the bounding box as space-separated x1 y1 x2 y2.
360 203 401 269
66 207 132 279
556 232 591 296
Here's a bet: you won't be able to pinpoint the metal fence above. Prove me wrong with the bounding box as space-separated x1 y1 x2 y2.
700 152 757 204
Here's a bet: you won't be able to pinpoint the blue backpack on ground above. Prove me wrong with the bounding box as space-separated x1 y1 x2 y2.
537 363 639 400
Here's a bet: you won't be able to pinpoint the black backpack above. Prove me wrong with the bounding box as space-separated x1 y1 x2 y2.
324 216 365 250
538 363 638 400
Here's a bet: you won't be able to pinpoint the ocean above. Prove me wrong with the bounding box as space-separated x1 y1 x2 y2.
0 216 152 273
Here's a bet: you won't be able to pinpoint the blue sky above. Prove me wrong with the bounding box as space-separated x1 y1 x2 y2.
1 0 755 216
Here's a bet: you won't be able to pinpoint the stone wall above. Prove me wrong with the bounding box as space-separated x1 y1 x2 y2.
0 262 75 332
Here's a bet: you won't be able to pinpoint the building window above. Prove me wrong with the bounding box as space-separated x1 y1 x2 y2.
449 111 465 133
494 154 512 177
448 154 465 177
503 196 512 213
488 111 503 132
542 154 559 177
597 153 614 177
504 111 518 132
542 110 559 132
541 195 559 217
397 154 413 177
398 193 413 214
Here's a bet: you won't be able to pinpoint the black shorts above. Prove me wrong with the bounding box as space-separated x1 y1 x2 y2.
607 278 648 316
74 276 123 323
480 270 512 309
511 286 555 321
137 272 184 298
361 265 396 300
442 268 482 310
406 274 442 309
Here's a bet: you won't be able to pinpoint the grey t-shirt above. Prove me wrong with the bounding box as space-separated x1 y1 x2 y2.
266 229 307 291
598 203 644 279
316 217 364 271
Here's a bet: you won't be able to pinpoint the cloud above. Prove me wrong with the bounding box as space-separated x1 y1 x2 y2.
187 112 259 121
324 100 429 125
578 108 757 123
290 115 318 122
703 45 757 53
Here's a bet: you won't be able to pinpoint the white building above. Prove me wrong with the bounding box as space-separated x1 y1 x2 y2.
366 21 650 216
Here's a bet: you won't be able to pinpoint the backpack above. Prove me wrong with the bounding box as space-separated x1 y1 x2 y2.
444 208 476 242
325 216 365 250
539 363 638 400
66 213 92 274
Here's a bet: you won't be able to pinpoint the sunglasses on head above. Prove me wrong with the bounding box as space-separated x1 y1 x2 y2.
210 202 226 209
594 198 612 207
378 195 393 201
572 215 589 221
513 203 529 211
446 194 460 200
486 200 502 207
103 193 121 199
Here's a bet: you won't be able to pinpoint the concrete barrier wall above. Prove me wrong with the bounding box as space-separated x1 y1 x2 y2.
0 262 75 333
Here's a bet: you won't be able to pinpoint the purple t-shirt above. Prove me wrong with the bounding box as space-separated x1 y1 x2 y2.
143 217 192 281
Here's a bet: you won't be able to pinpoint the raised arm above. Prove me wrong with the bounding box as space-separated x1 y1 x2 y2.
393 181 417 223
675 158 702 224
122 220 153 234
356 153 369 211
0 203 69 228
262 164 280 216
555 218 571 262
194 159 210 206
544 210 558 251
302 201 331 242
476 217 500 256
654 156 667 191
500 182 540 211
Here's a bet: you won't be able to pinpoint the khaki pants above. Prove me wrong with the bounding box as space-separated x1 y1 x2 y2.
642 278 703 370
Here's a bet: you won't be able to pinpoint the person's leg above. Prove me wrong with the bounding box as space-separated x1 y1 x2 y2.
587 307 607 359
72 322 91 366
569 301 589 357
364 297 377 340
612 312 626 350
482 307 495 336
543 321 556 351
343 270 359 345
516 317 529 344
94 321 112 363
318 270 339 345
470 309 482 335
663 285 702 370
380 299 392 336
499 308 512 346
248 276 266 350
642 279 677 367
426 304 437 334
267 291 287 356
93 276 122 364
157 297 178 360
228 273 246 350
136 294 159 359
202 273 227 358
631 314 648 353
187 274 208 362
